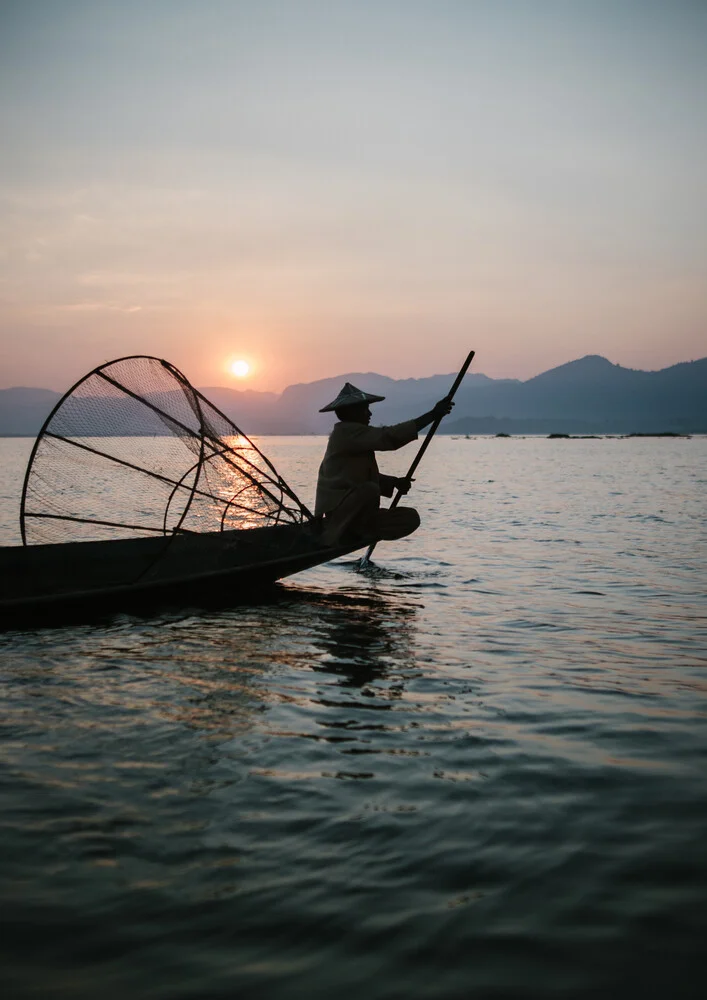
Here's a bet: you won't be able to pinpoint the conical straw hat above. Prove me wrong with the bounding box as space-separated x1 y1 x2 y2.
318 382 386 413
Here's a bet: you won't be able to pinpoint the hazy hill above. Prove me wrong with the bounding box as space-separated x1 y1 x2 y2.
0 387 61 436
1 355 705 436
445 355 707 433
273 370 512 434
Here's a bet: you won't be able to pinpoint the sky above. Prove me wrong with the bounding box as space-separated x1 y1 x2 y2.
0 0 705 393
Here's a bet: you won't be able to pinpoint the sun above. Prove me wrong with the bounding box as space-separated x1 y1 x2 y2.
229 359 250 378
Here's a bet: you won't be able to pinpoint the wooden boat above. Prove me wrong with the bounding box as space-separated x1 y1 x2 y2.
0 522 359 627
0 355 362 629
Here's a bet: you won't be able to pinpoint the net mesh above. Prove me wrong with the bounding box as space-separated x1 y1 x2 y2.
21 356 311 545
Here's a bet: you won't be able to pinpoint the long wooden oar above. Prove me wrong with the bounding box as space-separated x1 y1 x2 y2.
359 349 475 568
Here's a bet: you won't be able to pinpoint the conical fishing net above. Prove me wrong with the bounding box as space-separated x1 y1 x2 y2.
21 356 311 545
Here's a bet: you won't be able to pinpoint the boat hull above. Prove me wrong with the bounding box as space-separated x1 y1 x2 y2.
0 522 361 629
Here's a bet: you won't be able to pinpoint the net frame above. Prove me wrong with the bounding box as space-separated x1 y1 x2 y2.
20 355 312 546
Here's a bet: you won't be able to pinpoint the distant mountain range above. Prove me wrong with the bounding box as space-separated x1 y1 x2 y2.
1 355 706 436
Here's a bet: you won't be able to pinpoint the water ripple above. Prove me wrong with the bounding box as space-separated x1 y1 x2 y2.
1 436 707 998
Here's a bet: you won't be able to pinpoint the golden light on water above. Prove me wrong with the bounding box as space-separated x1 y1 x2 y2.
229 359 250 378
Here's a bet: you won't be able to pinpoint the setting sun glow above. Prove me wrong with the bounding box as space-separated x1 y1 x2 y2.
229 360 250 378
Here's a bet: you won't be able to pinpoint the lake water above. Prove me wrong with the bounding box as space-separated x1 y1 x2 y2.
1 434 706 999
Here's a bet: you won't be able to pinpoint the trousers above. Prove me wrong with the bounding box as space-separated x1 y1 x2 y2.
321 481 420 547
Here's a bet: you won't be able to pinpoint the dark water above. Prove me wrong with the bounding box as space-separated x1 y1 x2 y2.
1 436 706 999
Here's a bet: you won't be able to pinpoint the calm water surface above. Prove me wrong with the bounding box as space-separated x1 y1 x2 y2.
1 435 706 999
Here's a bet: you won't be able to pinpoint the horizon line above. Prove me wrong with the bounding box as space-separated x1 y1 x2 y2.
2 352 706 395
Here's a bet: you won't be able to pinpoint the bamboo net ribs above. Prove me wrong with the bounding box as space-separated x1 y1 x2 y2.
20 356 311 545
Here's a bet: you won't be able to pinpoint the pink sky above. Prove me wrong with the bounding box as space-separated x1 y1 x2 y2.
1 1 705 393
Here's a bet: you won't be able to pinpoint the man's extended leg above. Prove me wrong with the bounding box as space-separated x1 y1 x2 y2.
375 506 420 541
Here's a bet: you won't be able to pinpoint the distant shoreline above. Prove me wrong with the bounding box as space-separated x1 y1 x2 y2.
1 431 702 440
2 354 705 437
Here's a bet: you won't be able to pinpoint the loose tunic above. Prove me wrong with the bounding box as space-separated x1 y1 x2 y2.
315 419 418 517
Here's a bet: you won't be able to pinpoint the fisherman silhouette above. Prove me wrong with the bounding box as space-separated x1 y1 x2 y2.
315 382 454 547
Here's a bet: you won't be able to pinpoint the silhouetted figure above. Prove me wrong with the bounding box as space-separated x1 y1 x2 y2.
315 382 453 546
